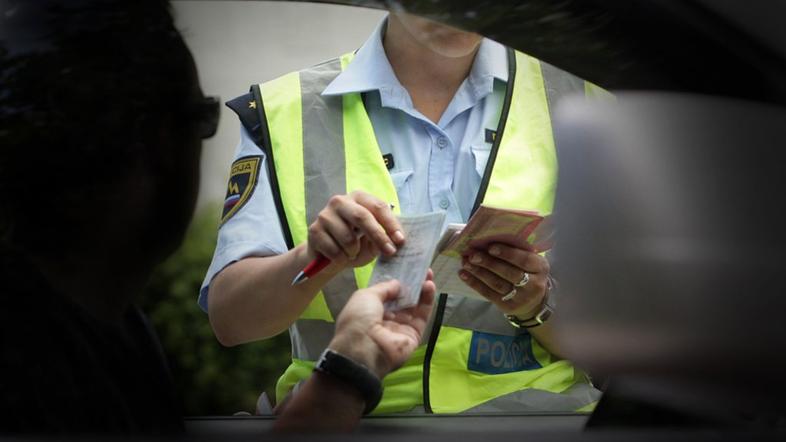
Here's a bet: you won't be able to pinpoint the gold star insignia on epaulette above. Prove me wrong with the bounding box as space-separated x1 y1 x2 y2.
248 100 257 109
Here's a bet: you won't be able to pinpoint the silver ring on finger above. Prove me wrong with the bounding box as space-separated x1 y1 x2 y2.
514 272 530 288
501 287 518 302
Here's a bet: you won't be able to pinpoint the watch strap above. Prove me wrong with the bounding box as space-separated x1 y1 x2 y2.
506 302 554 328
505 276 556 328
314 349 383 415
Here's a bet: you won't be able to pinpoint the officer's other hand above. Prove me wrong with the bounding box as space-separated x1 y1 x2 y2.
307 190 405 269
329 270 436 379
458 242 550 319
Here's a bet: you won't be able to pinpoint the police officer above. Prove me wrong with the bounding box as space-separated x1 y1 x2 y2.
201 12 602 413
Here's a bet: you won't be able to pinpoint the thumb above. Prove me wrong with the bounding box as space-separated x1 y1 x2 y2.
366 279 401 303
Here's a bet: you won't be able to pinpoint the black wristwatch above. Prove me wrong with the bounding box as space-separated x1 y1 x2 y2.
314 349 383 415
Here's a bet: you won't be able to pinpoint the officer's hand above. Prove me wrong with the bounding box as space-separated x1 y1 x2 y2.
458 243 550 319
307 190 405 270
329 271 436 379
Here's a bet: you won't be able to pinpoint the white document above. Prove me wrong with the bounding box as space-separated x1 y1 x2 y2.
431 252 484 300
369 211 446 311
430 223 485 299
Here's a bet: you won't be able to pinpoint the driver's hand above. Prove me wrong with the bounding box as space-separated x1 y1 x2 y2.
329 271 436 378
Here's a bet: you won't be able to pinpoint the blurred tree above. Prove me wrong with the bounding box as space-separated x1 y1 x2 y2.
139 205 290 416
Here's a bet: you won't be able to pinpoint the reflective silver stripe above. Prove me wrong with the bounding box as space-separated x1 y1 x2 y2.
441 296 517 336
540 60 586 122
299 58 359 319
464 381 601 413
322 269 359 320
289 319 336 361
301 58 344 229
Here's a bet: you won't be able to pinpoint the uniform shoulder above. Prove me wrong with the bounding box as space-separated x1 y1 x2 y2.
228 55 346 142
226 91 261 144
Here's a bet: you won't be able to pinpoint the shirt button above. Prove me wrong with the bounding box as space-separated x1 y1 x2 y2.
437 137 448 149
439 199 450 209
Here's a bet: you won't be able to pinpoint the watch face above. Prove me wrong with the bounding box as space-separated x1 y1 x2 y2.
505 314 522 328
537 309 552 324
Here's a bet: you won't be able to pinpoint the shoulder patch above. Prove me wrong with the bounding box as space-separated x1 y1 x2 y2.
221 155 261 224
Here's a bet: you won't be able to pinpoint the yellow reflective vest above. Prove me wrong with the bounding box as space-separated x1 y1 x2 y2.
243 49 605 414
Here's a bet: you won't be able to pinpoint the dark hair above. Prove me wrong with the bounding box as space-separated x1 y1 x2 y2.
0 0 195 252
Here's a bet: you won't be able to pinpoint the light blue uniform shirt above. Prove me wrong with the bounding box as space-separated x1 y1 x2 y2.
199 18 508 310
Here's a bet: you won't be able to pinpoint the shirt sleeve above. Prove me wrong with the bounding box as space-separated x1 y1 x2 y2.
198 126 288 312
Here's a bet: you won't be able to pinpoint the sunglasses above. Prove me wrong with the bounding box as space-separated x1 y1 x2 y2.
185 95 220 139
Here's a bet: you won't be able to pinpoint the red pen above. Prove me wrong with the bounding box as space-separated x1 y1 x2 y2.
291 203 395 286
291 253 331 285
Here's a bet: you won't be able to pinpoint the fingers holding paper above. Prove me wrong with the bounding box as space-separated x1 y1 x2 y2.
306 191 405 269
458 243 550 318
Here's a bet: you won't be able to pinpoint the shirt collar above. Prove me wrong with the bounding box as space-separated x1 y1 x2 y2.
466 38 509 100
322 18 398 97
322 17 509 102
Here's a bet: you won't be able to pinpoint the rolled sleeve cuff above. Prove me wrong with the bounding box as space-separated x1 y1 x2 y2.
198 240 286 312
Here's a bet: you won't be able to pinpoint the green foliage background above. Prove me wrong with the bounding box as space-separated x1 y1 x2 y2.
139 205 291 416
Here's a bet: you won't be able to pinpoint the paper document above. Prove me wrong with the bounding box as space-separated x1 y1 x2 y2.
369 211 446 311
432 205 554 300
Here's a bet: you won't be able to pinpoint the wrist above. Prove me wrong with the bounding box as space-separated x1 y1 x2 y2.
510 296 546 320
314 348 384 415
328 330 391 379
509 275 556 319
506 276 557 328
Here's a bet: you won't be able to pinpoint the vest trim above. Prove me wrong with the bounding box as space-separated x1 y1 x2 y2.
471 47 517 216
442 296 526 336
463 381 600 413
251 84 295 249
301 60 345 231
299 59 361 317
290 318 336 361
540 60 585 118
421 292 448 413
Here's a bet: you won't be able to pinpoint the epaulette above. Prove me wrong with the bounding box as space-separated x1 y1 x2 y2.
226 91 263 151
